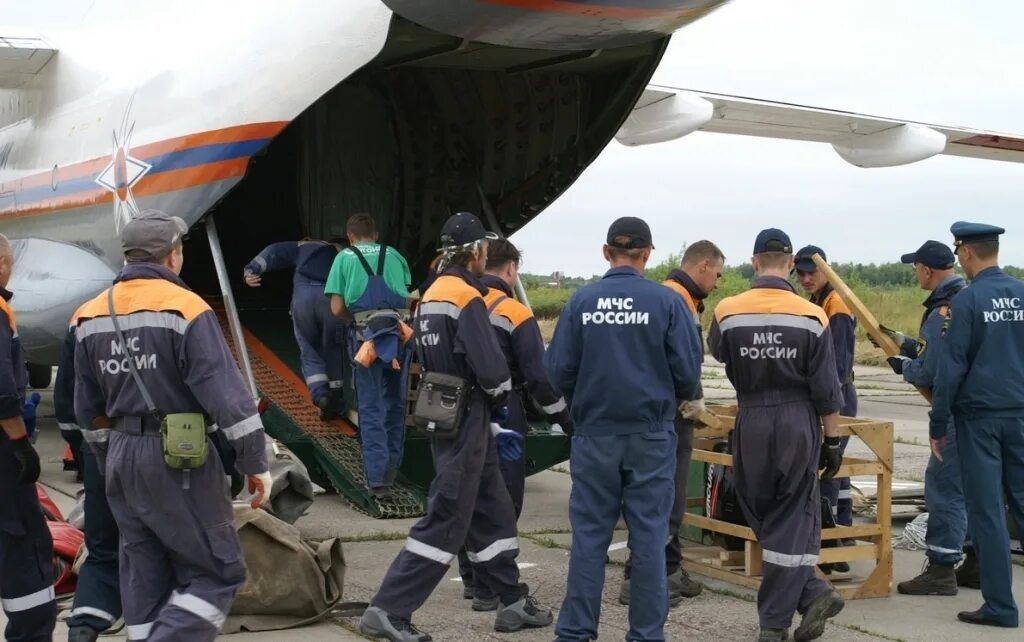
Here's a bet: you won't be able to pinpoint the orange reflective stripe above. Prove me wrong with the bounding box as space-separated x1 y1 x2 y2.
662 279 699 316
484 288 533 329
715 287 829 327
0 298 16 332
423 275 483 310
76 280 210 324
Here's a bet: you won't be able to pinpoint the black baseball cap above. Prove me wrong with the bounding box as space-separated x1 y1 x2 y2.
439 212 498 249
794 245 825 272
753 228 792 255
607 216 653 249
900 240 955 269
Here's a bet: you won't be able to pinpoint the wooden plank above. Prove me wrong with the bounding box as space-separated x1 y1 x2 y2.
819 544 879 564
691 449 733 466
683 560 763 591
811 253 931 402
745 540 763 577
821 525 882 540
835 462 884 477
683 514 757 540
849 424 894 472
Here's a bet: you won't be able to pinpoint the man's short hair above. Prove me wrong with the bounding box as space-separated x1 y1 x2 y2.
346 214 377 239
682 240 724 266
755 251 791 270
607 236 646 261
970 240 999 260
485 239 521 271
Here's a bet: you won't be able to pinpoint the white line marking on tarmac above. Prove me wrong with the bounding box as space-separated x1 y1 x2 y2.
607 541 628 553
449 561 536 581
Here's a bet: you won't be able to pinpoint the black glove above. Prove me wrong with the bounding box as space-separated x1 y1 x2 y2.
886 356 909 375
550 408 574 436
11 435 41 484
488 390 510 411
819 437 843 480
230 470 246 498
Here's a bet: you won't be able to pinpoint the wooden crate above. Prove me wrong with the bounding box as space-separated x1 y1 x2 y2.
682 405 894 599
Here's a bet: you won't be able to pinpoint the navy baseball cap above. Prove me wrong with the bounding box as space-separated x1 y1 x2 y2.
753 228 792 255
794 245 825 272
900 240 955 269
439 212 498 249
606 216 654 249
950 221 1005 247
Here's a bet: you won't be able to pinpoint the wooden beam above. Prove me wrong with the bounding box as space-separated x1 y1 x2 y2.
821 525 883 540
691 449 733 467
745 541 763 577
819 544 879 564
683 514 757 540
683 560 762 591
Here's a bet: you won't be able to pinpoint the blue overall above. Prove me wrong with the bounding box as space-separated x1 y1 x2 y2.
930 267 1024 627
902 274 969 565
244 241 345 404
347 246 410 489
546 267 702 641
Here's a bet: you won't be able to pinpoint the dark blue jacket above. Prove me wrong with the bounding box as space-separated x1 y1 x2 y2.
545 266 702 436
930 267 1024 438
902 274 966 388
0 287 26 421
54 315 80 430
244 241 338 287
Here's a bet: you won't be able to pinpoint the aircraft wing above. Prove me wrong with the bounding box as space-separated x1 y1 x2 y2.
616 85 1024 168
0 31 56 89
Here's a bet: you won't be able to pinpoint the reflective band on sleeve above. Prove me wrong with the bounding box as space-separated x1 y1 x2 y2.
2 585 55 612
489 315 515 333
77 311 189 340
82 428 110 443
253 256 267 271
718 313 825 337
329 380 344 389
168 591 226 629
69 606 116 623
404 537 456 565
762 549 819 568
305 374 329 385
927 544 962 555
222 415 262 440
482 378 512 397
126 622 155 640
418 301 462 320
466 537 519 563
58 422 81 432
837 489 852 500
541 398 567 414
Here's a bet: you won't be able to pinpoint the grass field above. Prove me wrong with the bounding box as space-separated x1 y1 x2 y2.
530 283 925 366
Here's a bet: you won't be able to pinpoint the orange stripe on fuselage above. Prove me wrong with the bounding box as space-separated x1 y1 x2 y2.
714 287 829 326
482 0 716 20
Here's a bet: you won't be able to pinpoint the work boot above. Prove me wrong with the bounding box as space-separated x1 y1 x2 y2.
793 590 844 641
957 608 1018 628
369 486 394 500
472 594 500 612
315 394 343 421
896 561 957 596
493 595 554 632
462 586 474 599
618 576 684 607
758 628 789 641
67 627 100 642
668 568 703 598
956 550 982 589
359 606 433 641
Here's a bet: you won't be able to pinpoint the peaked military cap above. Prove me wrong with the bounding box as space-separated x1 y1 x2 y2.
950 221 1005 247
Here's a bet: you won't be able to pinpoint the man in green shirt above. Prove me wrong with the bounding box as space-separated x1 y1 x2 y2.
325 214 412 498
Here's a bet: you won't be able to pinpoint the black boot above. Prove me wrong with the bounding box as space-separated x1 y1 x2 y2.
897 560 957 595
956 550 981 589
67 627 100 642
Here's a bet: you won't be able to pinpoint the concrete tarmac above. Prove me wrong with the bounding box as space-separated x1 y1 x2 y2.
6 371 1023 641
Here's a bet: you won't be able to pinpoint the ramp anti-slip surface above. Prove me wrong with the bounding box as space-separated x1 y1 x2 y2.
209 300 426 519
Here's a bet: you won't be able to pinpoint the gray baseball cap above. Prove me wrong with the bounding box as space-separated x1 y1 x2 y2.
121 209 189 260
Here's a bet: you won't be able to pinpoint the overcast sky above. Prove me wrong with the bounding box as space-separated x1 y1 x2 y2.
510 0 1024 277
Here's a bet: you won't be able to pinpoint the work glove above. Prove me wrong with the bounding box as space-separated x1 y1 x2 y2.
886 355 910 375
11 435 41 484
487 390 510 411
490 406 510 428
229 470 245 498
549 408 574 436
875 324 919 358
819 437 843 480
490 423 524 462
247 471 273 509
678 398 706 421
22 392 41 442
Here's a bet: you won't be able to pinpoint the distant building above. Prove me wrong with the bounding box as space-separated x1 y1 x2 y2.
548 271 564 288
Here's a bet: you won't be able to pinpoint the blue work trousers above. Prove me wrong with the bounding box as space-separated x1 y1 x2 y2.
556 430 676 642
956 416 1024 627
67 447 123 633
291 282 346 404
353 352 407 488
924 423 969 565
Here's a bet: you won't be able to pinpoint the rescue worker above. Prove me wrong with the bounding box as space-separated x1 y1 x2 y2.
708 228 845 642
56 305 124 642
0 232 58 641
546 217 703 642
457 238 573 611
73 210 272 642
877 240 976 596
360 212 553 642
929 221 1024 628
325 214 412 497
619 239 724 607
794 245 857 573
243 237 348 419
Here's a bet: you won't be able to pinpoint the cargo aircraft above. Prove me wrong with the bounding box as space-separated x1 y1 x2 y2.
3 0 1022 514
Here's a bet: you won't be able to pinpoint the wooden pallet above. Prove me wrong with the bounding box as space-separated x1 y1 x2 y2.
683 405 894 599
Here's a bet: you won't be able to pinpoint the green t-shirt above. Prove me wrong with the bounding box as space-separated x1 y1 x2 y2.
324 242 411 304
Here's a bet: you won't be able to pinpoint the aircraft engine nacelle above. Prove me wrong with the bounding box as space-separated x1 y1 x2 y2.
832 124 948 168
381 0 732 50
9 238 117 366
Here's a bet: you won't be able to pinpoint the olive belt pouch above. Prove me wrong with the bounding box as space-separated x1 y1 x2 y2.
161 412 209 469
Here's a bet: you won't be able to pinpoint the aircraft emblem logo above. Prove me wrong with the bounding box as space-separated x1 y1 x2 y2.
95 97 151 233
